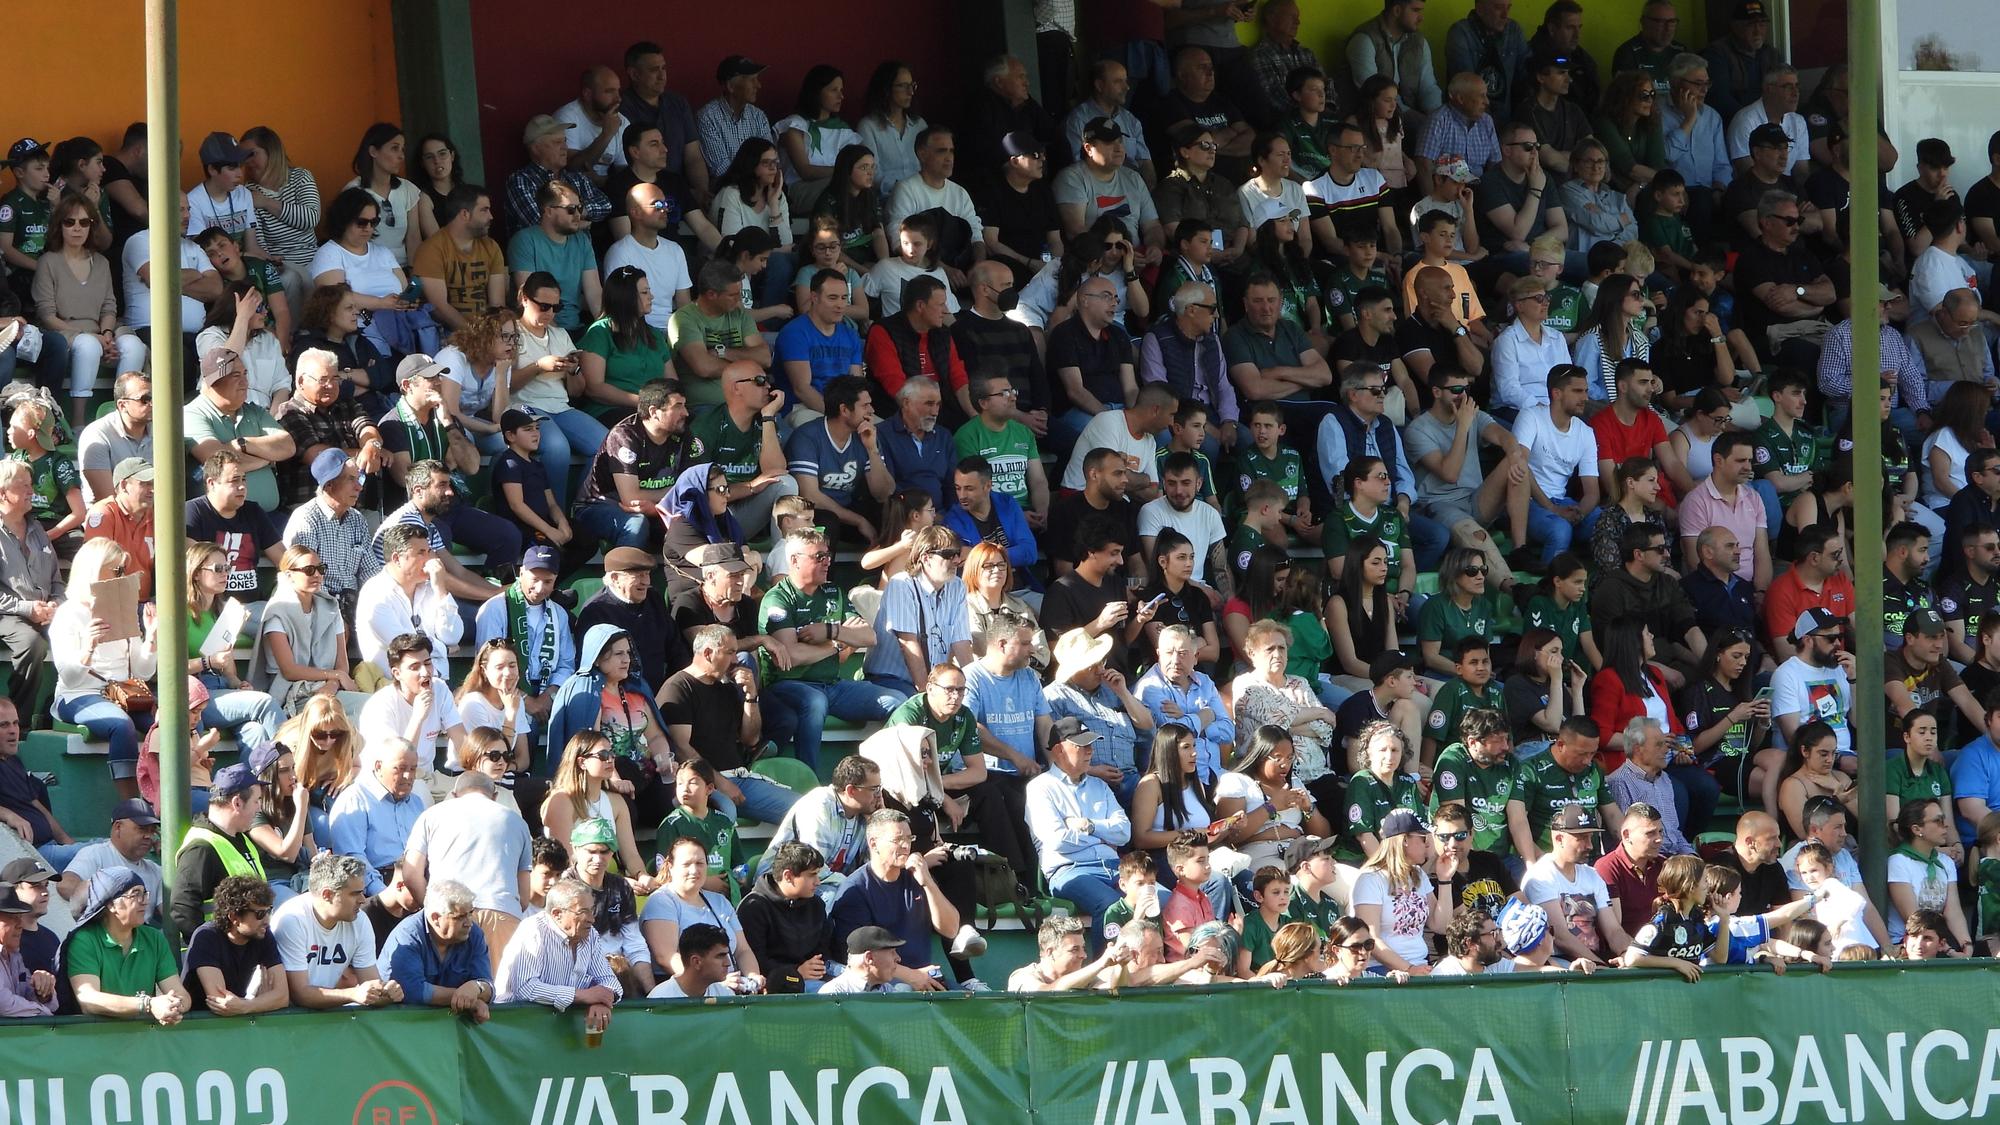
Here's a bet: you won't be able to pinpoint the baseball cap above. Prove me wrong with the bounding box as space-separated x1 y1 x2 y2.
210 763 265 800
110 798 161 827
570 817 618 849
501 407 541 432
521 545 559 573
1877 282 1898 303
1050 715 1102 747
716 55 767 84
1530 49 1571 74
1905 608 1947 636
395 353 450 385
522 115 573 146
1368 650 1413 685
1081 117 1125 145
0 886 31 914
1791 607 1842 643
198 346 242 386
8 138 47 165
1 856 55 885
1436 155 1476 184
686 542 751 573
604 546 656 573
246 741 286 778
1733 0 1769 21
1748 123 1791 150
1254 196 1302 229
198 131 251 166
112 457 155 486
1001 130 1045 159
310 448 353 488
1379 808 1427 839
1498 897 1549 955
845 925 906 955
1550 803 1602 833
1917 138 1956 168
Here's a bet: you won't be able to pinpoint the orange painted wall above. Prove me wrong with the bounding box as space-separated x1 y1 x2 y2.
7 0 401 208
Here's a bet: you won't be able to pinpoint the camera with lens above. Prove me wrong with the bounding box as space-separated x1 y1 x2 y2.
947 844 983 864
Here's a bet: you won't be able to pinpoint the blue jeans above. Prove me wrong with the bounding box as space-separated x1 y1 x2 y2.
198 672 283 750
711 774 803 825
761 678 908 771
0 330 71 398
574 501 652 549
54 692 144 779
1049 861 1123 952
1526 498 1583 565
1751 479 1784 536
1410 512 1451 571
36 839 89 870
536 409 610 510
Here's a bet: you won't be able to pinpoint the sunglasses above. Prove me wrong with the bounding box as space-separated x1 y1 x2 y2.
578 749 617 762
242 907 270 920
1770 215 1802 227
289 564 327 576
480 749 513 763
1441 384 1470 395
1462 565 1488 577
312 728 341 742
927 548 963 561
1339 939 1376 954
553 204 584 216
522 295 558 312
61 217 92 228
733 373 771 388
354 216 380 229
1434 830 1471 842
118 393 152 404
1360 385 1387 396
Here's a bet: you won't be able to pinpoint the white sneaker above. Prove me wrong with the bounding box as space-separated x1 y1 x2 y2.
958 977 993 992
950 924 988 958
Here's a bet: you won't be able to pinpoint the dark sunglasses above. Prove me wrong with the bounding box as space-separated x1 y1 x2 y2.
1441 384 1470 395
354 216 380 229
578 748 617 762
480 749 513 763
1462 565 1487 577
289 564 327 576
553 204 584 216
119 394 152 405
1339 938 1376 954
1770 215 1802 227
242 907 270 920
1434 829 1471 842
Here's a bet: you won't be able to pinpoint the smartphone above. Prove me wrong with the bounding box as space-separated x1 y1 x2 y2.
1209 228 1225 252
1144 593 1170 613
1753 686 1773 702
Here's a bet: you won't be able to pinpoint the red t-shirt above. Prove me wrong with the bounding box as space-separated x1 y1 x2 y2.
1760 568 1856 646
1593 846 1664 936
1589 406 1676 506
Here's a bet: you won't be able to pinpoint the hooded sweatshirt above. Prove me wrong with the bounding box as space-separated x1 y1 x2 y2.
656 463 745 598
545 624 669 776
737 870 837 993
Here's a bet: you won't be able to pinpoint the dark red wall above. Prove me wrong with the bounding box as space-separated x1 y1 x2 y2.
466 1 973 187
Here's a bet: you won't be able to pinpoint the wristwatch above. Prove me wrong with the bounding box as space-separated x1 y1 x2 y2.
1454 325 1468 337
1794 285 1806 299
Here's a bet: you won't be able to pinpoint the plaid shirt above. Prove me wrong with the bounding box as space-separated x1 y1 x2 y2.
1417 107 1500 172
1817 318 1927 409
695 98 775 178
281 495 381 596
502 164 612 231
273 396 379 505
1250 40 1321 113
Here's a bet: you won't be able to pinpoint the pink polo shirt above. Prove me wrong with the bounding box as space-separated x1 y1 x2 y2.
1676 476 1761 579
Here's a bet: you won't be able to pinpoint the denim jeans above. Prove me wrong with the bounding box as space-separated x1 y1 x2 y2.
1409 511 1451 571
1049 861 1123 952
54 692 145 779
0 330 70 398
574 501 652 550
1751 479 1784 536
36 839 89 870
761 678 908 771
1526 498 1582 565
438 505 524 568
711 774 804 825
197 672 284 751
535 409 610 509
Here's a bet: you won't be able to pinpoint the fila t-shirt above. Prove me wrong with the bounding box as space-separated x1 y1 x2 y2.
272 893 377 989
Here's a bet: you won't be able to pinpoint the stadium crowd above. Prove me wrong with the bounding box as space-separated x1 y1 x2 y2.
0 0 1993 1025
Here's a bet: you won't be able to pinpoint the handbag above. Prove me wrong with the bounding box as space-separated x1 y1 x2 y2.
102 678 156 718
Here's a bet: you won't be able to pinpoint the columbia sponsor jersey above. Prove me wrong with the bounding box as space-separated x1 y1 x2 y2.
1429 744 1523 855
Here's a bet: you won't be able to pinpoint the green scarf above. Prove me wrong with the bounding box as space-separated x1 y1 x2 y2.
807 115 853 154
394 397 445 463
505 583 559 694
1895 844 1945 883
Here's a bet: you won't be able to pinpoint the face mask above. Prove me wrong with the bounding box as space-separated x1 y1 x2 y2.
994 285 1020 313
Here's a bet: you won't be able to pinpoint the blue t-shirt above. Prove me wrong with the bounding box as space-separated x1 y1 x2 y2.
829 863 932 955
505 227 598 329
964 663 1048 772
1717 914 1768 964
491 448 555 531
784 419 875 509
772 316 864 407
1951 739 2000 844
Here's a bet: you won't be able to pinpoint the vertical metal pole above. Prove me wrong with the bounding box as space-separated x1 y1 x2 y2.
147 0 191 936
1847 0 1886 908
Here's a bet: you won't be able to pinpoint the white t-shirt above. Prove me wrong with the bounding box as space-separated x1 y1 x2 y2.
435 344 503 418
513 322 579 415
1920 428 1970 509
602 235 692 332
64 844 163 920
1302 166 1388 210
1521 856 1612 957
1062 410 1158 491
1768 656 1851 754
459 693 532 739
1236 179 1310 231
272 894 378 989
1724 104 1811 172
358 687 465 753
121 232 211 330
1136 496 1227 583
647 977 735 999
341 178 423 266
557 98 628 178
1514 404 1601 500
1349 868 1433 968
1885 849 1957 942
185 185 257 246
864 258 958 318
1808 879 1879 951
309 240 404 299
1909 246 1979 321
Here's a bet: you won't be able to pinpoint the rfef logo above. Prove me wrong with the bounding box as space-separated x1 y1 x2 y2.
353 1079 440 1125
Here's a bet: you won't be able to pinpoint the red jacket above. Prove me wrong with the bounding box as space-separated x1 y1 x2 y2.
1586 663 1684 772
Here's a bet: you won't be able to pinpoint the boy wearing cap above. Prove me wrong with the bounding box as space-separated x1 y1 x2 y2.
492 408 573 549
169 762 269 937
57 799 164 923
186 133 261 254
1 140 56 303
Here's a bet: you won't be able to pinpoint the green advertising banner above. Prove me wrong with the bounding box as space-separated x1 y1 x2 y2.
1 964 1994 1125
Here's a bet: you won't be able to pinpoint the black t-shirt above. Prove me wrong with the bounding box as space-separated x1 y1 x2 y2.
1151 90 1244 156
670 587 758 643
1333 328 1402 380
1044 493 1140 566
1040 572 1133 673
18 926 57 975
1891 179 1943 242
978 179 1061 261
101 156 147 259
1709 851 1788 915
1804 168 1851 233
657 669 749 770
181 921 282 1010
0 757 52 844
1138 579 1215 665
1732 239 1825 351
1677 675 1751 768
1474 171 1549 250
185 497 280 594
1719 171 1801 251
1966 177 2000 245
1437 850 1518 920
1394 315 1457 369
1502 675 1556 746
1044 317 1136 415
363 899 412 954
1333 689 1389 755
580 416 687 506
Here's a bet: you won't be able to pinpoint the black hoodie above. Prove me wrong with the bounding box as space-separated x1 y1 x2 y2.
737 871 837 994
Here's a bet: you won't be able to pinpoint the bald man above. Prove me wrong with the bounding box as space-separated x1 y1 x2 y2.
1710 811 1787 914
558 64 629 183
603 183 693 333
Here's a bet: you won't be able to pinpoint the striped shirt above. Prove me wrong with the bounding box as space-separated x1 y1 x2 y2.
1416 108 1501 172
495 911 622 1010
250 166 324 269
282 495 381 597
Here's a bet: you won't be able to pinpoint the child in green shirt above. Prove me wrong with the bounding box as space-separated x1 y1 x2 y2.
1100 852 1159 944
1234 401 1315 537
1155 400 1217 503
1976 812 2000 955
1324 225 1391 332
1229 479 1288 577
1640 170 1698 281
656 760 739 895
1237 866 1292 975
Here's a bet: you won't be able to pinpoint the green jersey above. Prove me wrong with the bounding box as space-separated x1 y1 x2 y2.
1430 743 1524 855
9 449 77 530
888 694 980 773
759 579 852 683
658 805 738 878
1886 754 1951 806
1228 522 1269 576
239 255 286 300
1978 857 2000 939
1324 263 1390 326
1426 678 1504 749
1241 909 1282 970
1545 284 1585 334
0 188 51 259
1514 751 1607 851
1231 445 1305 514
1523 594 1588 663
1417 592 1496 651
689 408 765 481
1322 501 1411 590
954 419 1038 506
1283 882 1342 936
1345 770 1424 849
1640 213 1695 260
1751 416 1823 493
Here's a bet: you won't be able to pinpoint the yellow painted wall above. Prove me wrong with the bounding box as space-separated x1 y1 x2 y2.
8 0 400 205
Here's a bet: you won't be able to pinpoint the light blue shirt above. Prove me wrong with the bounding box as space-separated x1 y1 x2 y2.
1046 682 1140 774
1951 738 2000 844
864 573 972 685
1490 319 1575 413
1316 411 1415 504
966 662 1050 773
1026 769 1132 875
1661 104 1732 191
328 772 431 894
474 590 578 694
1134 667 1233 782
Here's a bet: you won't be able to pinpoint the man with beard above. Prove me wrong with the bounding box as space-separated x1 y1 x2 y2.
356 525 464 682
876 377 953 511
1138 454 1228 595
412 185 508 332
1522 804 1628 966
1594 800 1667 935
688 362 794 542
371 458 512 608
1592 359 1692 502
1709 809 1788 914
180 875 289 1016
1429 802 1517 921
575 378 690 549
602 183 690 332
1770 608 1855 758
555 65 627 185
1430 908 1511 976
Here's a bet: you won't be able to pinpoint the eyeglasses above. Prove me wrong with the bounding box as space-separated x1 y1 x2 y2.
522 294 557 312
1434 830 1471 842
1506 141 1542 152
1360 385 1387 396
243 907 270 919
1516 292 1551 304
354 216 380 229
118 393 152 404
928 548 963 561
1191 141 1219 153
978 561 1009 573
61 217 92 228
1188 302 1218 313
1462 565 1488 577
731 374 771 388
930 683 968 696
708 482 733 495
290 564 326 576
804 551 832 562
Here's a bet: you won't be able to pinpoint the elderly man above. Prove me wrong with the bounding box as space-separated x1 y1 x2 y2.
775 270 866 417
0 461 56 722
1593 800 1667 935
328 735 431 896
885 127 984 284
1065 59 1155 184
1660 54 1732 231
273 348 388 505
185 346 295 512
1909 289 1997 404
65 867 190 1024
57 798 164 920
380 878 492 1022
1136 625 1233 781
356 523 463 681
80 457 156 601
505 114 613 231
272 852 404 1009
282 450 380 619
1139 283 1237 450
830 809 986 990
76 371 152 504
1710 809 1788 914
1026 716 1130 946
1605 719 1695 855
695 54 774 179
1445 0 1530 116
167 761 269 936
1416 73 1501 197
670 262 769 410
875 377 953 510
181 875 288 1017
1726 65 1808 175
0 699 75 870
819 925 933 994
498 877 622 1030
760 528 902 770
863 275 967 414
576 547 673 688
403 769 532 966
1246 0 1319 125
1055 119 1166 262
968 54 1062 175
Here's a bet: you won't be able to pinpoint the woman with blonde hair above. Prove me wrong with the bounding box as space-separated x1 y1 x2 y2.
277 695 356 843
183 539 283 752
540 729 656 892
962 541 1048 668
434 307 516 456
50 534 157 798
258 545 354 713
240 124 323 310
1350 810 1444 974
455 638 529 769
